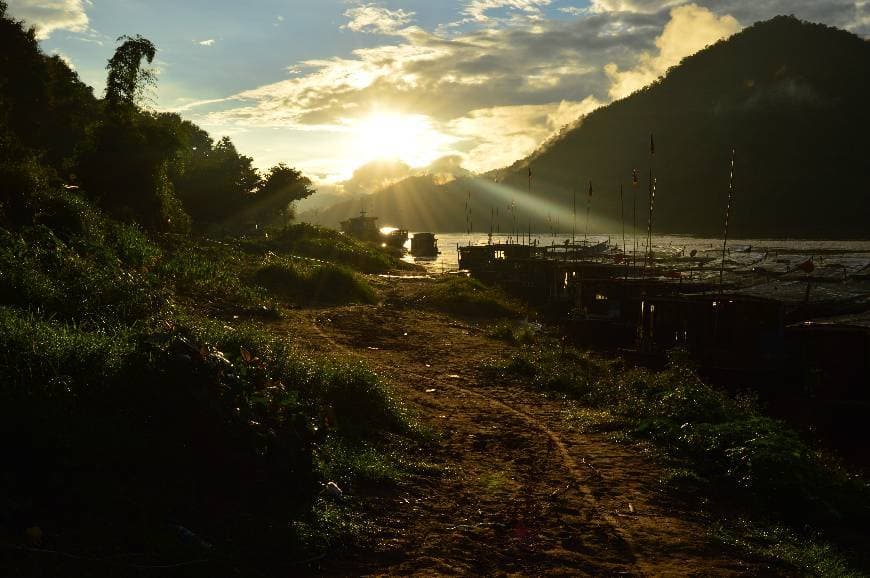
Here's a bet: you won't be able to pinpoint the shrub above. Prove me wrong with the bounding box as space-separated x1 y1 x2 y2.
421 275 522 318
253 257 376 305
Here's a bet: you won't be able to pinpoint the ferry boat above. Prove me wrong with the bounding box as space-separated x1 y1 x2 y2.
411 232 439 257
339 210 380 242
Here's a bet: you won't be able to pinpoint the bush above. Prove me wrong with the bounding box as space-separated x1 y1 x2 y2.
243 223 410 274
253 257 376 305
420 275 522 318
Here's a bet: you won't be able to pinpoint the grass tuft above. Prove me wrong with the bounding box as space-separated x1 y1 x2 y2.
417 275 522 318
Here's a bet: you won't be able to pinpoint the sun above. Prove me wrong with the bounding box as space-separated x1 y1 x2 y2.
348 112 452 169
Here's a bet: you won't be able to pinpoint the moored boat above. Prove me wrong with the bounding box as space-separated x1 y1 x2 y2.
411 232 439 257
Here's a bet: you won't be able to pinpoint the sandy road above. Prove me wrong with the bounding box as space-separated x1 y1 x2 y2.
279 283 779 576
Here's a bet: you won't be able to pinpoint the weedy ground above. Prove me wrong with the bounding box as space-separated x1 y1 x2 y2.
2 189 868 576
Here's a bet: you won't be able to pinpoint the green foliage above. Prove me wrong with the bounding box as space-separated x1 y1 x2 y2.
0 3 98 173
153 236 285 324
0 193 166 325
486 319 538 344
0 307 136 391
421 275 522 317
172 133 261 225
0 7 412 564
714 519 862 577
250 163 315 226
77 109 191 232
0 207 415 565
105 34 156 108
245 223 409 274
253 255 377 305
487 346 870 527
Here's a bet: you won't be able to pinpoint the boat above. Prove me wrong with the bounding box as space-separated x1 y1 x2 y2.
383 228 409 248
411 232 439 257
340 210 380 242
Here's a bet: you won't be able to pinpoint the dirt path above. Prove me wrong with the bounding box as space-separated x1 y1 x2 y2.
278 278 779 576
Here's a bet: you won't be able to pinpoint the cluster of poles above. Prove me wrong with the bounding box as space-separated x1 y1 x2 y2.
470 134 737 289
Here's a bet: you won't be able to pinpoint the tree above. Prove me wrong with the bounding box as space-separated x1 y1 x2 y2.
247 164 315 226
105 35 156 109
77 36 190 232
171 133 261 225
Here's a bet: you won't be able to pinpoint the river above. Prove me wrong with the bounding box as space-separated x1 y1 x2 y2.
402 232 870 274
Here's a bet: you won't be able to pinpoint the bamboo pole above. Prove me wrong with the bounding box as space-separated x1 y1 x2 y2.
719 148 736 292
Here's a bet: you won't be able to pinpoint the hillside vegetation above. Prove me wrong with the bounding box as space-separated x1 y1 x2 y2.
0 4 417 572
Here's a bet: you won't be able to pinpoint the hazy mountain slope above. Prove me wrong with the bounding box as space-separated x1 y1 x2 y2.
302 175 479 231
305 16 870 237
496 15 870 238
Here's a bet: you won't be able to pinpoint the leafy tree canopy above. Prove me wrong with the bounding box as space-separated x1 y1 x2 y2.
105 34 156 109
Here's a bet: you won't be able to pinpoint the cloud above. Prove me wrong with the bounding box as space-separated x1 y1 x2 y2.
341 158 413 194
54 51 77 71
463 0 553 22
196 12 658 173
590 0 682 13
6 0 89 39
338 155 472 194
604 4 739 99
198 39 216 46
590 0 867 36
447 97 602 170
189 0 863 179
343 3 415 35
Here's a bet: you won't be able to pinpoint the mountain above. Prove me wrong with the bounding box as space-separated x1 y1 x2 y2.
306 16 870 238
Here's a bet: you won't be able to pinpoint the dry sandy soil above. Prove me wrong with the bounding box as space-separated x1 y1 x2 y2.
278 276 786 577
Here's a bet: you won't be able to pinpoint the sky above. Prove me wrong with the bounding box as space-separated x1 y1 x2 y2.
7 0 869 193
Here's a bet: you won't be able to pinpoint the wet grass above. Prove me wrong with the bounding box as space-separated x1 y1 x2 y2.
486 319 539 344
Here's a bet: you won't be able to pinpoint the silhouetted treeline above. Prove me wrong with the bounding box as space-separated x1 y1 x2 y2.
0 1 313 233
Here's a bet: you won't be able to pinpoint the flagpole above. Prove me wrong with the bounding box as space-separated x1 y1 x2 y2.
645 133 656 274
572 188 576 245
719 148 736 293
621 184 627 281
585 181 591 244
632 169 638 270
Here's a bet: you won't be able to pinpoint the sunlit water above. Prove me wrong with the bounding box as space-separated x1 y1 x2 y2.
402 232 870 275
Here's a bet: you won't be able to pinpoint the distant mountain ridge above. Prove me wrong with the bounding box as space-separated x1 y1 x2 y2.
304 16 870 237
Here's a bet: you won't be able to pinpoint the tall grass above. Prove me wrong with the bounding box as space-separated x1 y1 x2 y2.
253 256 376 305
242 223 412 274
0 187 419 567
417 275 523 317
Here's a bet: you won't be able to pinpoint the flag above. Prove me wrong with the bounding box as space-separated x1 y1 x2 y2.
588 180 593 197
528 166 532 179
650 133 655 155
632 169 638 185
